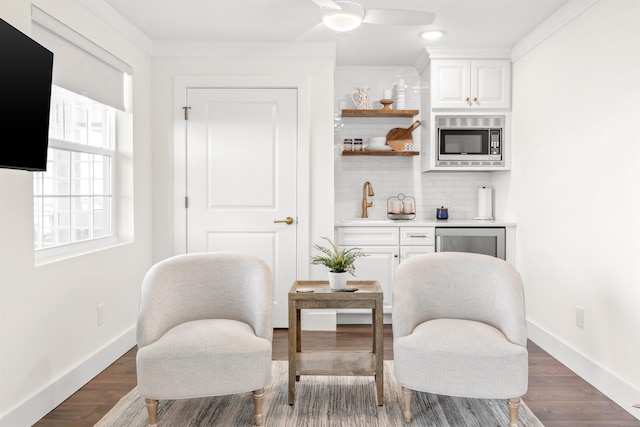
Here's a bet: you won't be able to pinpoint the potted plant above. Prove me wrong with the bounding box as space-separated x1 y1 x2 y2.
310 237 367 290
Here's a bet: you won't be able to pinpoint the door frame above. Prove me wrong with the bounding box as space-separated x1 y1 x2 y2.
172 75 311 283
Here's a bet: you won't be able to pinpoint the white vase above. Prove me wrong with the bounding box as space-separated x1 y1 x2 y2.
328 271 348 290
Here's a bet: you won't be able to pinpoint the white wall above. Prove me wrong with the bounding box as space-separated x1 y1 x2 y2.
150 55 336 265
501 0 640 411
0 1 153 425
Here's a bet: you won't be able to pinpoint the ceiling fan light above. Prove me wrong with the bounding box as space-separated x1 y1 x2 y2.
321 1 364 32
323 11 362 31
420 30 445 40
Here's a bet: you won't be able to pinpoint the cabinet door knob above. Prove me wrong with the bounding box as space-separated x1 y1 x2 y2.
473 97 478 102
465 97 470 102
394 254 399 258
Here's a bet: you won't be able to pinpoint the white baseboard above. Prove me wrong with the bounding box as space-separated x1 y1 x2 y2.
337 312 392 325
0 326 136 427
527 320 640 421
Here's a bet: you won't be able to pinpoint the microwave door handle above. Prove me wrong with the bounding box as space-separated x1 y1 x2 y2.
436 235 441 252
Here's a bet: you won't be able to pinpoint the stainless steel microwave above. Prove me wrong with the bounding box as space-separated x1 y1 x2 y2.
438 128 502 161
434 115 506 167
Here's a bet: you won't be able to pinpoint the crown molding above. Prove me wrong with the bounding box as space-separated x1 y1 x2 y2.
414 47 431 74
424 47 512 60
77 0 153 54
510 0 599 62
152 41 336 59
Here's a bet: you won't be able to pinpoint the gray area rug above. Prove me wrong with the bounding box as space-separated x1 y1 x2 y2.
96 361 543 426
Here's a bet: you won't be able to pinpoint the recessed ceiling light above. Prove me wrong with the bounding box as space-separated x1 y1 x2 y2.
420 30 445 40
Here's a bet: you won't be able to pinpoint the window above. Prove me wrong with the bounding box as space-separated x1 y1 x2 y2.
33 86 115 250
29 6 132 256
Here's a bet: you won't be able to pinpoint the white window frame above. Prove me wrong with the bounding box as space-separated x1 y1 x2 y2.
33 85 118 262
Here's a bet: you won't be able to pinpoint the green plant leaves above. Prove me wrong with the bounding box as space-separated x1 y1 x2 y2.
310 237 367 275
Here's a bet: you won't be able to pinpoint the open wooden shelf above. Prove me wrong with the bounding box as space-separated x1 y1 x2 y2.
343 150 419 156
341 109 419 118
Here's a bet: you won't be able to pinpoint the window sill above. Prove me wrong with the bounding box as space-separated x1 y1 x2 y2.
34 236 130 266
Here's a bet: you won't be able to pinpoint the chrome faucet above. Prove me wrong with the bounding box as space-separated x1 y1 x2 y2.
361 181 375 218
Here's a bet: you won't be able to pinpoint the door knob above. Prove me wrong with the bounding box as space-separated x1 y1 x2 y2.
274 216 294 225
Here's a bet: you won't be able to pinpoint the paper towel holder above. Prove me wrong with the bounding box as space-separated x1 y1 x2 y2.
475 186 494 220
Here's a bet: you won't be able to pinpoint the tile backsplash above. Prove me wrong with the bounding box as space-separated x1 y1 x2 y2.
334 66 492 221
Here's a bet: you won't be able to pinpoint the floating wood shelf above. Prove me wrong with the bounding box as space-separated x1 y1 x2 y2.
341 109 419 118
342 151 419 157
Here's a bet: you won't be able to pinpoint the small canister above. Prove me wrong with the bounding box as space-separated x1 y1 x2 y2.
436 207 449 220
353 139 363 151
343 138 353 152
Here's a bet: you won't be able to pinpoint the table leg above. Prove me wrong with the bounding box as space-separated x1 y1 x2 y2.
371 309 376 353
374 303 384 405
288 301 297 405
295 308 301 381
296 309 301 352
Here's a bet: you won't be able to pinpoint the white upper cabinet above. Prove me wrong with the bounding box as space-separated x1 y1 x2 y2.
431 59 511 110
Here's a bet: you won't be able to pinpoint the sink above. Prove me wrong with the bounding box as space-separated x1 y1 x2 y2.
339 218 394 225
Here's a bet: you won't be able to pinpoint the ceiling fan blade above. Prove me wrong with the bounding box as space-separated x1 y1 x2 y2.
363 9 435 25
309 0 341 10
297 22 329 41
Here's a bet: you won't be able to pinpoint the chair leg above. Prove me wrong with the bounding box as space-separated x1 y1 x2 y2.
508 397 521 427
144 398 158 427
252 388 265 426
402 386 413 423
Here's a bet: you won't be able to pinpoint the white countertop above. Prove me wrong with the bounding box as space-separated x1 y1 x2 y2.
336 218 516 227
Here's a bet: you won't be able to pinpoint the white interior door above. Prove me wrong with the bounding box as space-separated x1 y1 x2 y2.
186 87 298 327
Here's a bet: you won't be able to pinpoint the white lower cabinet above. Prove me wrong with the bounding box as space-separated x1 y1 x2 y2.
337 226 434 323
400 245 434 260
351 246 398 312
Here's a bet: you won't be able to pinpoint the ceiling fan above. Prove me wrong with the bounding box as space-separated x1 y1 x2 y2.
310 0 435 32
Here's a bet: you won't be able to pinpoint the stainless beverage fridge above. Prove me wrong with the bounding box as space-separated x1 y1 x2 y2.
435 227 506 260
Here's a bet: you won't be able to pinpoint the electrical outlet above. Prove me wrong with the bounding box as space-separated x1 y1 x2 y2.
97 303 105 326
575 306 584 329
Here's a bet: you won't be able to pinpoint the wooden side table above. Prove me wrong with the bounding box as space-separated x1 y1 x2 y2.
288 280 384 406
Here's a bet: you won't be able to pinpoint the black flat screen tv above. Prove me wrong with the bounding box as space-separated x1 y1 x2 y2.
0 17 53 172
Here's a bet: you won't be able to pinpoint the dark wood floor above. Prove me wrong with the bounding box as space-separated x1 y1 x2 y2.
34 325 640 427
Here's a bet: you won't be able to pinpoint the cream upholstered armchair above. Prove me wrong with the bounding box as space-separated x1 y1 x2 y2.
392 252 528 426
136 253 273 426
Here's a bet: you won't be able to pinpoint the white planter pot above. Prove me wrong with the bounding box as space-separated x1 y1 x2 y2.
328 271 348 290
